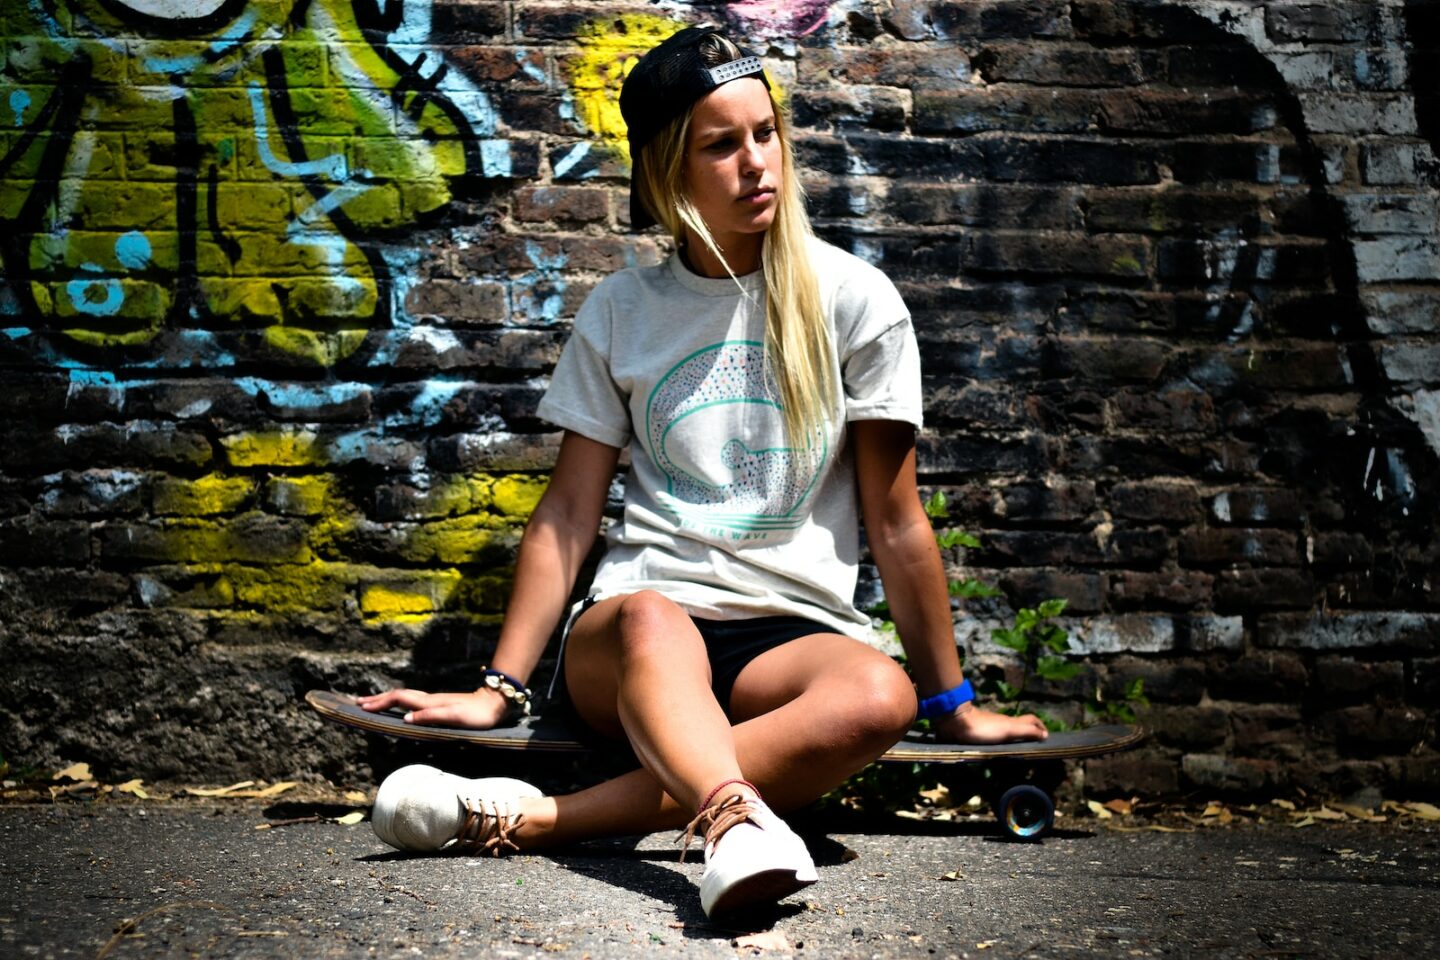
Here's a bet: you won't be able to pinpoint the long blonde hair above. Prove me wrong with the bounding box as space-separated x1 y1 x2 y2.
632 34 835 447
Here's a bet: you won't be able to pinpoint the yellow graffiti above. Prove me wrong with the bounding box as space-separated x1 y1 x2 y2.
125 449 537 625
360 573 463 617
154 475 257 516
566 15 789 163
220 429 324 468
568 14 686 161
492 475 549 519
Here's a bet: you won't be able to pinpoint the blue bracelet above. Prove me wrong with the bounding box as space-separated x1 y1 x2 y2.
916 680 975 720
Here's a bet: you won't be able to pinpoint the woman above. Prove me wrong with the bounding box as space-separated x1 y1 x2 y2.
358 27 1047 918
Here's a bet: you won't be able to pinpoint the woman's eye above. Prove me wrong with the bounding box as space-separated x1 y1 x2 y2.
706 137 734 151
757 126 776 141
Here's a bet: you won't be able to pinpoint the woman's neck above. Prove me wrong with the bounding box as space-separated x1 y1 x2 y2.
681 229 763 278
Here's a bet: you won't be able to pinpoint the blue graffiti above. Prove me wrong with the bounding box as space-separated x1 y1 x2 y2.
115 231 152 270
8 89 30 126
142 9 258 75
68 370 118 387
400 378 467 427
247 83 349 180
512 241 568 323
232 377 370 410
552 142 596 180
65 263 124 317
480 140 514 178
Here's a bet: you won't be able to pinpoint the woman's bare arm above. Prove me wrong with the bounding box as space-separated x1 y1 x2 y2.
852 419 1046 744
358 431 621 727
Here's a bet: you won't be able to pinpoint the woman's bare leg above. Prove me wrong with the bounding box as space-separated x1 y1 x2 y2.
511 598 915 848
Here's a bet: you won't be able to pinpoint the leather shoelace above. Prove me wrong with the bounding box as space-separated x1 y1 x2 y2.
452 799 524 856
678 793 755 863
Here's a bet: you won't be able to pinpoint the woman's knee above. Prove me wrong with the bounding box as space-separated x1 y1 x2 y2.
828 656 917 747
612 590 695 663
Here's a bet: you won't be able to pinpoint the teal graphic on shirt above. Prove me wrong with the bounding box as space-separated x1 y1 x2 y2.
644 340 826 535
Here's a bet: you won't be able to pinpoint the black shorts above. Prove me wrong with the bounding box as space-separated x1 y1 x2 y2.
555 598 831 743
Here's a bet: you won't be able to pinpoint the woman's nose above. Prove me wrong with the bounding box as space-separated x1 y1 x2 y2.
740 138 765 176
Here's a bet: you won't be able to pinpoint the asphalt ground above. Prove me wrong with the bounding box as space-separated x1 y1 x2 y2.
2 798 1437 960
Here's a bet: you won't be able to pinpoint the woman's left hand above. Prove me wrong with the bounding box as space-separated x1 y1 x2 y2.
355 687 511 729
933 701 1049 745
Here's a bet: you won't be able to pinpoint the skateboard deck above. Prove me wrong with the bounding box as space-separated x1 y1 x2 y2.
307 689 1143 839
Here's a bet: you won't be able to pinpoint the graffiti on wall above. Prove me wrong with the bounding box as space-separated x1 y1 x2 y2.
1 0 1435 631
0 0 511 364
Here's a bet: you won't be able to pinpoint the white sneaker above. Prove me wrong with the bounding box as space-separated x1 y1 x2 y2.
690 795 818 917
372 764 543 855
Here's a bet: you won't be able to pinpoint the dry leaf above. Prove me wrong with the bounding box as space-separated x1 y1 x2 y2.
334 811 365 825
1102 798 1133 816
939 870 964 881
1293 816 1316 828
735 930 791 952
976 941 998 950
1202 803 1225 818
919 785 951 804
344 790 368 803
1332 804 1385 823
894 809 924 820
1406 802 1440 821
185 781 256 797
49 781 99 799
233 782 298 799
1271 798 1297 811
1086 800 1112 820
116 779 149 800
1311 807 1347 821
54 762 92 782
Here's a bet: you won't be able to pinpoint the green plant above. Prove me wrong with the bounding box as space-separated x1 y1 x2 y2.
989 597 1077 719
833 489 1149 814
1087 677 1151 725
880 490 1149 726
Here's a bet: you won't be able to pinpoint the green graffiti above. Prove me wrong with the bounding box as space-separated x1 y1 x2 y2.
0 0 476 363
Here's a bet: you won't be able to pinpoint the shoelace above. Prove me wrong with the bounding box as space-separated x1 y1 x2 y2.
453 799 524 856
677 793 756 863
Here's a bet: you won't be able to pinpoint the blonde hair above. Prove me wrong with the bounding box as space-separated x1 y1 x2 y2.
632 36 835 447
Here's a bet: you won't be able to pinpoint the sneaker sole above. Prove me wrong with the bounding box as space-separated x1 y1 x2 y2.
703 868 818 917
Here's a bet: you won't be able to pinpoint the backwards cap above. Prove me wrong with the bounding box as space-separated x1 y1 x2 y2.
619 26 770 230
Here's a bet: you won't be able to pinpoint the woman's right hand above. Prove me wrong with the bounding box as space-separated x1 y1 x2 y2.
355 687 511 729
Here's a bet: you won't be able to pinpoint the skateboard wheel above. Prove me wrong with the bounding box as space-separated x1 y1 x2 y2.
997 785 1054 840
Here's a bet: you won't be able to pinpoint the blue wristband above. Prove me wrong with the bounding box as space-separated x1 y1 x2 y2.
916 680 975 720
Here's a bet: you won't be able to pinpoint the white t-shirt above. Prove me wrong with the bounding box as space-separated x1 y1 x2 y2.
535 237 922 641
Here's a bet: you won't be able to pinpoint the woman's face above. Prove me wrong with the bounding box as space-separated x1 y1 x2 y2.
682 77 783 251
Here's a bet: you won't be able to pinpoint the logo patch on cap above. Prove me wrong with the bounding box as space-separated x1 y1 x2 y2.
707 56 765 85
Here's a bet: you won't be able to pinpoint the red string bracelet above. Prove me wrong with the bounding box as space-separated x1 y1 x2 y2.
699 778 759 813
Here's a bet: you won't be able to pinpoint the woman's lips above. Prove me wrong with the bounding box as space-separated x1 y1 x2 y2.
740 188 776 204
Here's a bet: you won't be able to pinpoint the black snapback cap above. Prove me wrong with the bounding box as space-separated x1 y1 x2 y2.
619 26 770 230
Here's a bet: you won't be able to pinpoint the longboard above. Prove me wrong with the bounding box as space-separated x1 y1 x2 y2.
307 689 1143 839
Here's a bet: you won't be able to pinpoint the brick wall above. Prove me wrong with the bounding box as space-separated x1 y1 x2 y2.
0 0 1435 797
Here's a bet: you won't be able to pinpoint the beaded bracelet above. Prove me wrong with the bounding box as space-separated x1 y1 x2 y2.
477 668 532 716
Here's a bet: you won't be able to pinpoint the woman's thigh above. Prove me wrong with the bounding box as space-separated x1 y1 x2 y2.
561 591 712 739
727 632 917 732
